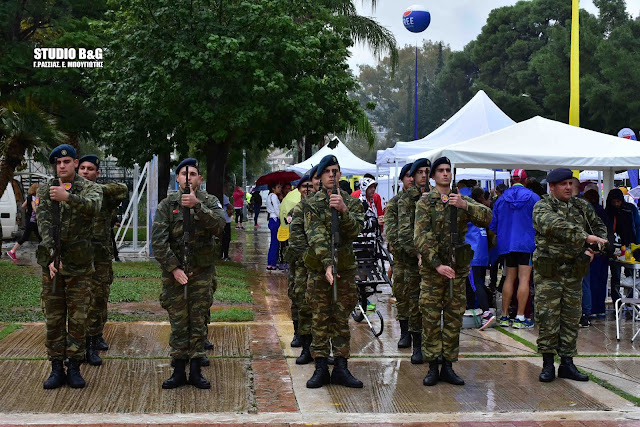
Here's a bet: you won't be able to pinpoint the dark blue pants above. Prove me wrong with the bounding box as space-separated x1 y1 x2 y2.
253 204 261 225
268 217 280 267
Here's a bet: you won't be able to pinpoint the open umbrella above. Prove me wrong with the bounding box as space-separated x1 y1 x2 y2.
256 171 301 186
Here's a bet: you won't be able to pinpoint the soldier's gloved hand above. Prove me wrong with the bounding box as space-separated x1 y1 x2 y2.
181 192 198 209
329 194 347 213
325 265 340 285
172 267 190 285
50 179 70 202
448 193 467 210
436 264 456 279
586 235 607 246
48 261 62 279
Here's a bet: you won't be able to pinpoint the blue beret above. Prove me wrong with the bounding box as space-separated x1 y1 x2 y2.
308 165 319 179
176 158 199 175
546 168 573 184
409 158 431 177
316 154 340 177
78 154 100 169
430 157 451 177
49 144 77 164
296 175 312 188
399 163 413 180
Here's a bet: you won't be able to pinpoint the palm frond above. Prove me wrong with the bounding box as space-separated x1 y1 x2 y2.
343 14 399 73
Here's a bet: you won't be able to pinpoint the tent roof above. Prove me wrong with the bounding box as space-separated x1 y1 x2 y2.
408 116 640 169
376 90 515 169
287 139 376 176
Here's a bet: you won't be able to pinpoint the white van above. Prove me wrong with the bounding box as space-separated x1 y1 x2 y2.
0 183 19 240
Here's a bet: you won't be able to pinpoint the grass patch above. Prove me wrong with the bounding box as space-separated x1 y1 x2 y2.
494 326 539 353
0 324 22 340
113 261 161 278
213 285 252 303
210 308 254 322
109 309 167 322
0 261 43 322
109 278 159 302
117 227 147 242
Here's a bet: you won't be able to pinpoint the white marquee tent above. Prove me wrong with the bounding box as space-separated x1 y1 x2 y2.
287 139 377 176
376 90 515 172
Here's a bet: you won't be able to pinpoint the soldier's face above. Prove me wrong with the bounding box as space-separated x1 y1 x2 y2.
78 162 99 182
299 183 313 199
401 175 414 190
550 179 573 202
321 166 341 189
312 176 320 191
413 167 428 187
56 157 78 181
177 167 199 191
433 165 451 186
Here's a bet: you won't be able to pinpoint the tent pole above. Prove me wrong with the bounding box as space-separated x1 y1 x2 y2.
394 158 399 196
598 170 603 206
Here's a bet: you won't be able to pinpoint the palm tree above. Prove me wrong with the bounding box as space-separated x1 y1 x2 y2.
0 97 66 198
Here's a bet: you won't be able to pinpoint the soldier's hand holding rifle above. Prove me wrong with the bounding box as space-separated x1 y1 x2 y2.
329 194 347 213
49 178 70 202
448 193 467 210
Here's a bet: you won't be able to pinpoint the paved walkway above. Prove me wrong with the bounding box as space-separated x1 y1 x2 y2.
0 224 639 425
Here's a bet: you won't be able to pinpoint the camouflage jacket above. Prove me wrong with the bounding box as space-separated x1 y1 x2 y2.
397 186 426 258
286 195 312 263
384 193 400 251
303 189 364 272
36 174 103 275
151 189 226 274
533 194 607 264
414 188 492 272
92 182 128 262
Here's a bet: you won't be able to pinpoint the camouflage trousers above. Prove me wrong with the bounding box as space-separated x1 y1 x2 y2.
86 261 113 337
160 265 216 360
41 272 91 361
419 271 467 362
406 261 422 333
534 273 582 357
288 263 299 322
294 261 312 335
392 258 409 321
307 269 357 358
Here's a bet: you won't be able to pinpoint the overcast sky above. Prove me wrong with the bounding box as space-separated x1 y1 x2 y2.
348 0 640 72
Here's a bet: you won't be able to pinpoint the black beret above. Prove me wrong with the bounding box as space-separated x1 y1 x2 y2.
546 168 573 184
308 165 319 179
49 144 77 164
409 158 431 177
399 163 413 180
176 158 199 175
296 175 311 188
316 154 340 177
78 154 100 169
430 157 451 177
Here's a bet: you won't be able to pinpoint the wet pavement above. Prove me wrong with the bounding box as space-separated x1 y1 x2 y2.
1 224 640 425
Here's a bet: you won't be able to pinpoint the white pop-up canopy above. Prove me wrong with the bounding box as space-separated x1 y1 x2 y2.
287 139 377 176
376 90 515 171
579 170 628 180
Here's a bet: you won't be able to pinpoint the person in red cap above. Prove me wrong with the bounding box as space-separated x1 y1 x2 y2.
489 169 540 329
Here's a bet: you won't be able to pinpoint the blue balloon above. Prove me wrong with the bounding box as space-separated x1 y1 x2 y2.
403 5 431 33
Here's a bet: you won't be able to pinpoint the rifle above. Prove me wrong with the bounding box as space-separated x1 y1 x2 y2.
449 171 458 299
330 170 339 303
51 175 61 294
183 165 191 301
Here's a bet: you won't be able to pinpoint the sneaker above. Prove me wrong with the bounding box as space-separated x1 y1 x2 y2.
479 311 496 331
498 316 511 327
512 318 534 329
579 314 591 328
254 224 259 227
6 250 17 260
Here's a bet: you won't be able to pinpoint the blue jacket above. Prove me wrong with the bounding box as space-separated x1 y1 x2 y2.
489 184 540 255
466 223 489 267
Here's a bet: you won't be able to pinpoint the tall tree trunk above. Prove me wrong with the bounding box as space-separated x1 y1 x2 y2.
304 134 313 160
205 137 231 200
0 141 26 199
157 152 170 201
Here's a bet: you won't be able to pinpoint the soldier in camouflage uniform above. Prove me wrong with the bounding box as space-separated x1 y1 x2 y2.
284 172 315 365
303 155 364 389
36 144 103 389
384 162 414 348
397 158 431 364
77 155 128 366
414 157 492 386
533 168 607 383
151 158 226 389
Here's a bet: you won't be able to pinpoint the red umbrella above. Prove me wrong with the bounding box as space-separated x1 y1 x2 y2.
256 171 301 186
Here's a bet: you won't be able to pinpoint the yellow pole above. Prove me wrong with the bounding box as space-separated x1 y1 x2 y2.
570 0 580 178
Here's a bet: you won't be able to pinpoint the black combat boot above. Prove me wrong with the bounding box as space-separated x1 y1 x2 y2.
330 357 363 388
204 338 214 350
410 332 423 364
162 359 188 389
423 361 440 386
188 358 211 389
43 360 66 389
86 336 103 366
558 357 589 382
95 334 109 351
439 359 464 385
306 357 330 388
290 321 301 347
200 355 210 367
66 358 86 388
295 335 313 365
539 353 556 382
397 320 411 348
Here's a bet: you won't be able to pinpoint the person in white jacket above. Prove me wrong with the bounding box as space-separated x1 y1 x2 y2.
266 183 282 270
